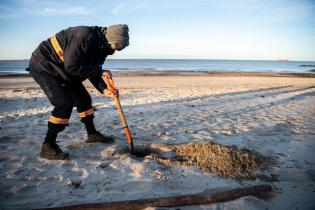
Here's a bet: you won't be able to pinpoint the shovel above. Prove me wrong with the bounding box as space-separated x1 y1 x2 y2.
102 71 135 154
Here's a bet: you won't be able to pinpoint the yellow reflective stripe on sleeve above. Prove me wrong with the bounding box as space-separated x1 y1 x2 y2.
48 116 69 125
79 109 94 118
50 34 64 63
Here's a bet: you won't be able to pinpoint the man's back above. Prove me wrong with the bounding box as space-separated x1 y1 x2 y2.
29 26 110 80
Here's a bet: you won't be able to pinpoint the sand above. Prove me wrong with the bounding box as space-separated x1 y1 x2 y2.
151 141 275 179
0 72 315 209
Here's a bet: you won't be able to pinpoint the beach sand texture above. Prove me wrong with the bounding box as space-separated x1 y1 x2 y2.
0 73 315 209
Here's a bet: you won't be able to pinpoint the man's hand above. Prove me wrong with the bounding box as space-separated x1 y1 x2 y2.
102 70 118 97
103 88 119 98
102 70 112 79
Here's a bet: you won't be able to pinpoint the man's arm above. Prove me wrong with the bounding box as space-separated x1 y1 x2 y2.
88 71 107 93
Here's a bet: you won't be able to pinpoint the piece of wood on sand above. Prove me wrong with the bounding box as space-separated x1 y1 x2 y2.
39 184 272 210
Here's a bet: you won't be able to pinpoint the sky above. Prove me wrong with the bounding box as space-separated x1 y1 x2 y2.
0 0 314 61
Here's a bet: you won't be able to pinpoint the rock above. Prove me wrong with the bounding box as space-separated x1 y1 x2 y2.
165 131 171 136
98 162 111 168
221 130 233 135
156 131 163 137
67 178 81 189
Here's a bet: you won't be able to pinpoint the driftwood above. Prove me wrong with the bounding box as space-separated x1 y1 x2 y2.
40 184 272 210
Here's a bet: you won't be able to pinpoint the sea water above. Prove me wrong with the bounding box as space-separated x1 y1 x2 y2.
0 59 314 75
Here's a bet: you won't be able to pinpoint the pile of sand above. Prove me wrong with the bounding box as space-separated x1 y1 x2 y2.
176 142 272 178
144 141 275 179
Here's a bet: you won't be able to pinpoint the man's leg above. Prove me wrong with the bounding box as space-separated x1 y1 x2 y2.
67 82 114 143
29 67 73 160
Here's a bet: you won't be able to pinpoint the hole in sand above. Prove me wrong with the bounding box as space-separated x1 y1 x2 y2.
131 147 153 158
118 145 153 158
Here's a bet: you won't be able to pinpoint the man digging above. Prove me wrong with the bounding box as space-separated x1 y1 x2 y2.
27 24 129 160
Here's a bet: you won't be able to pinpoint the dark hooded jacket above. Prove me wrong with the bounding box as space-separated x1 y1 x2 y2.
29 26 114 93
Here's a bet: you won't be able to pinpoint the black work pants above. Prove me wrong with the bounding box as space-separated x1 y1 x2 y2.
29 66 92 120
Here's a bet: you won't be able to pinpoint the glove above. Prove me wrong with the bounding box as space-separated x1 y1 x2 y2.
103 88 119 98
102 70 112 79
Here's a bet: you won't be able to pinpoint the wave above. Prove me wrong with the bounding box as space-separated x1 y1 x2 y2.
105 67 314 73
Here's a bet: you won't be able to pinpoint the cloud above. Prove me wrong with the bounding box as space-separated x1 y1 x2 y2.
0 10 22 19
41 6 89 16
111 0 148 15
0 4 24 19
112 2 130 15
0 1 90 19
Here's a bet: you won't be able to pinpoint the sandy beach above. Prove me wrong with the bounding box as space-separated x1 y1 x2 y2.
0 72 315 209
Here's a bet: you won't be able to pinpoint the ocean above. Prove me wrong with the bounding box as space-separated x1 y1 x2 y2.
0 59 315 75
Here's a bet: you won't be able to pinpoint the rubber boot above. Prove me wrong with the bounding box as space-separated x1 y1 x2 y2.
39 123 70 160
40 142 70 160
81 115 114 143
81 115 97 135
86 131 115 143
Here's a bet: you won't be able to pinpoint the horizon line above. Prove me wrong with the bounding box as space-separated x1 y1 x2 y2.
0 58 315 62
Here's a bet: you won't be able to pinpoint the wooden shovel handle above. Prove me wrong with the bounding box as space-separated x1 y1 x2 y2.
102 72 134 153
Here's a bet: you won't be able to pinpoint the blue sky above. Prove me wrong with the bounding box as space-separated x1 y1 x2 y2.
0 0 314 61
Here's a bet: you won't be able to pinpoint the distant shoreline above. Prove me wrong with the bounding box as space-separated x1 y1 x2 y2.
1 58 315 61
1 71 315 78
